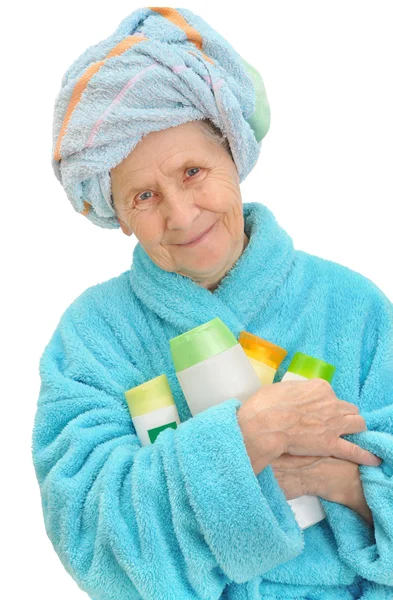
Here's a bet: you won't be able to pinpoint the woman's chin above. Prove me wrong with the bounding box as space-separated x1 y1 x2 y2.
186 234 225 259
178 247 227 277
169 223 235 276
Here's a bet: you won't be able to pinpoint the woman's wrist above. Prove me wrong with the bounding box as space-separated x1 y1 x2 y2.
237 405 284 475
347 492 374 527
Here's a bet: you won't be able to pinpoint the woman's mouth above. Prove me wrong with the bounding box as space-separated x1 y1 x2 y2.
175 221 218 247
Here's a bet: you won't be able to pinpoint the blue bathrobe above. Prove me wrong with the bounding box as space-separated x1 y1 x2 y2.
31 201 393 600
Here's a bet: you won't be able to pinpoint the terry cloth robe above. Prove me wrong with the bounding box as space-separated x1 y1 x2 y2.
32 201 393 600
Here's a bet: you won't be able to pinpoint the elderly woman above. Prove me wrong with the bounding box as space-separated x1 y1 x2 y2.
32 7 393 600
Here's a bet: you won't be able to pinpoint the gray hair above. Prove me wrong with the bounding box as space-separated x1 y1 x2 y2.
110 119 233 212
193 118 234 161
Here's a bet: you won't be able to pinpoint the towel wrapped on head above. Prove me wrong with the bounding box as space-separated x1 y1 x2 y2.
52 6 271 229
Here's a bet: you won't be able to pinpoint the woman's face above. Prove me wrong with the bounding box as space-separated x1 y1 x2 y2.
110 121 248 290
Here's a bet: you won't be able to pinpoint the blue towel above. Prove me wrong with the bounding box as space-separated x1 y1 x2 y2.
31 201 393 600
52 7 269 229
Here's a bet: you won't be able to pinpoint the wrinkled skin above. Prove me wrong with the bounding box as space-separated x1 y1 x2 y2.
271 454 373 526
110 121 249 292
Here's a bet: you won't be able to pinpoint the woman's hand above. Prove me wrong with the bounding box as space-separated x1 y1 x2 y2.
238 378 381 476
270 454 326 500
271 454 374 526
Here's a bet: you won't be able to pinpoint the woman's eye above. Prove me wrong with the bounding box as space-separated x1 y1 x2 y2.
186 167 201 178
138 191 153 201
136 168 202 202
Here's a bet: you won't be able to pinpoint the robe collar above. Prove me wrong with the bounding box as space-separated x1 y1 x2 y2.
129 202 295 336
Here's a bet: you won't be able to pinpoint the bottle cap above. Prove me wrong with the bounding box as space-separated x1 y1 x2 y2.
124 374 175 418
287 352 336 382
169 318 237 372
238 331 287 370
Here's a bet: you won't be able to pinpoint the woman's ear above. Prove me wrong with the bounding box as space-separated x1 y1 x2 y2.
118 218 133 236
111 189 132 236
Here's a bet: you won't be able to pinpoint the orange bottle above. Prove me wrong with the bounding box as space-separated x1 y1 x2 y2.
238 331 287 384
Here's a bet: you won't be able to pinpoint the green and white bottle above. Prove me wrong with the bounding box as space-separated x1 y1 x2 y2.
170 318 261 416
282 352 336 529
125 374 180 446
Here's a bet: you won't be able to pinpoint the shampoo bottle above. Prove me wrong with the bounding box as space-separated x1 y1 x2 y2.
282 352 336 529
239 331 287 384
169 318 261 416
124 374 180 446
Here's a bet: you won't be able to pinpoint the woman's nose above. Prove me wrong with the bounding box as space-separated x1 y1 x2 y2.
164 194 200 231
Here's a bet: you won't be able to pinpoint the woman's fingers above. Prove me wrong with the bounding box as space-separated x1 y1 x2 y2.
323 398 379 466
338 414 368 435
332 437 381 466
337 399 360 414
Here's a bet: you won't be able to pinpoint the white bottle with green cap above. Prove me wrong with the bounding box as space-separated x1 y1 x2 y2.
169 318 261 416
282 352 336 530
124 374 180 446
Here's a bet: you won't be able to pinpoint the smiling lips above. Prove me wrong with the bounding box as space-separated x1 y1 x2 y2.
175 221 217 246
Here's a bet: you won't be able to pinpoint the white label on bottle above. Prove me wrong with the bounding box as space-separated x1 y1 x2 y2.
176 344 261 415
287 495 327 530
132 405 180 446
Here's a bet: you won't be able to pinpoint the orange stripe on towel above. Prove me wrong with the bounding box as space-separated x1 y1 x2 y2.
53 35 147 165
148 7 214 65
81 201 91 216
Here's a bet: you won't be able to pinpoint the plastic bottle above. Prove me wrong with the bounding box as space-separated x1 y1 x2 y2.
239 331 288 384
124 374 181 446
281 352 336 530
169 318 261 416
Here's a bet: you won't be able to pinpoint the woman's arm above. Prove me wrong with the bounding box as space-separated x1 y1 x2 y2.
316 287 393 587
31 292 304 600
269 283 393 585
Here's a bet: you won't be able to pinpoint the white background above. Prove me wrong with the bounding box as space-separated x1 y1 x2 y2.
2 1 392 598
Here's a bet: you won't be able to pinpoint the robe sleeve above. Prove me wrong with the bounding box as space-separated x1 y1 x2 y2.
31 293 304 600
320 285 393 586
